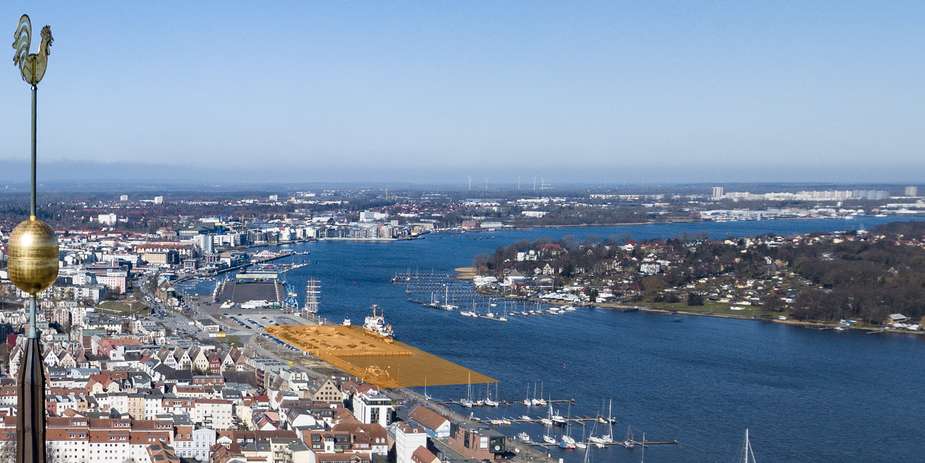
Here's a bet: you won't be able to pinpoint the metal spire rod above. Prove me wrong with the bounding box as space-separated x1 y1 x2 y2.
30 84 37 219
27 296 37 339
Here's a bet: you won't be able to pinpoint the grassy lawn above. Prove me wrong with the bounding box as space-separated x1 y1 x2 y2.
215 335 246 347
97 299 150 316
641 301 766 318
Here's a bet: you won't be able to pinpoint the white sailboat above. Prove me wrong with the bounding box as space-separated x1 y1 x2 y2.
542 420 556 445
558 402 577 449
483 382 499 407
425 291 441 308
460 299 478 318
460 372 474 408
574 422 587 449
540 398 554 426
550 400 567 425
588 399 615 446
441 285 458 311
623 425 636 449
531 381 547 406
483 304 496 319
523 383 532 407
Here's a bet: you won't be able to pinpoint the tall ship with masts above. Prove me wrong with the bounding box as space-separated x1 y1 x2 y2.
303 278 320 316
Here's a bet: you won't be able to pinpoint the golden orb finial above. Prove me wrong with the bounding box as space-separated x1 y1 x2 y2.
7 218 58 294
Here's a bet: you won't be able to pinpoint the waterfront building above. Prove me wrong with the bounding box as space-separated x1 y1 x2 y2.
408 405 450 438
905 185 919 197
446 425 505 461
351 390 393 427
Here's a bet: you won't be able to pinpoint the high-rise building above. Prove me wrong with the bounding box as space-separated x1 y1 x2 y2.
194 234 214 255
904 186 918 197
711 186 724 200
153 195 165 205
119 194 128 201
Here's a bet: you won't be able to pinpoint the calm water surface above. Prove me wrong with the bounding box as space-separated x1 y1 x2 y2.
191 217 925 462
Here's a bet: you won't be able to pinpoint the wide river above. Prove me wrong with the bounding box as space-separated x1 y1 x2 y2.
196 217 925 462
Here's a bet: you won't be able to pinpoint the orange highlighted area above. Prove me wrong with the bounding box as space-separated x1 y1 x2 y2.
266 324 494 389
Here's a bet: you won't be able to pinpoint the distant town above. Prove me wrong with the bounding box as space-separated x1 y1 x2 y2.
471 221 925 333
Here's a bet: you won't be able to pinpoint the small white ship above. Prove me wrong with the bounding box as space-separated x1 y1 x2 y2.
363 304 394 340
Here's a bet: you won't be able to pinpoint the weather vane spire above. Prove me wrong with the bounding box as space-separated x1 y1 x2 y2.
12 14 53 87
9 13 57 463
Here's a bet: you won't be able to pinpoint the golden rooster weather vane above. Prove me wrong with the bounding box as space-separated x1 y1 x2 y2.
12 14 53 86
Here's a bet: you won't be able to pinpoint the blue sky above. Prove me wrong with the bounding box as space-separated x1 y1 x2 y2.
1 1 923 183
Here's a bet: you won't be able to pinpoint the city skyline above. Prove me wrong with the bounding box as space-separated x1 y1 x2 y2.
0 1 923 182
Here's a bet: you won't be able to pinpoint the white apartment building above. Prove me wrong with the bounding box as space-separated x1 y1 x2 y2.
192 398 234 430
352 390 393 427
393 422 427 463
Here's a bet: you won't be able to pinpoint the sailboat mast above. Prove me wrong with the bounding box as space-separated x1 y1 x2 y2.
565 402 571 436
742 428 757 463
641 432 646 463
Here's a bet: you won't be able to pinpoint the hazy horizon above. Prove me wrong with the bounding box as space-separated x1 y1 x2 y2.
1 2 923 182
0 157 924 185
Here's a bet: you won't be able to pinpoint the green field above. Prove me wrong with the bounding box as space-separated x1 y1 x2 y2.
97 299 150 316
609 301 767 318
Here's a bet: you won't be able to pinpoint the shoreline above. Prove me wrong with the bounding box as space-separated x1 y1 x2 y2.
467 287 923 337
447 214 917 234
587 302 922 336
